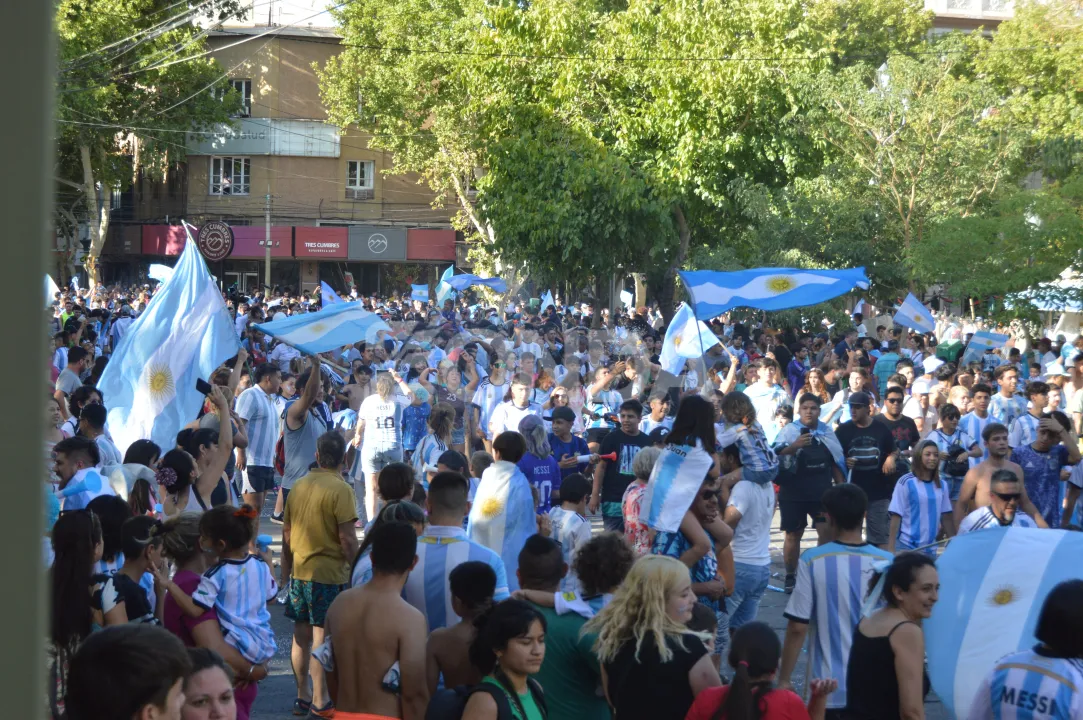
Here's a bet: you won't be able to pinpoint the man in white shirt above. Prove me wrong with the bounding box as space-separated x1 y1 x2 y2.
488 374 542 437
723 445 777 631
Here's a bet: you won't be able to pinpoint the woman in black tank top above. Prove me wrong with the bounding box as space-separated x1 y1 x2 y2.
845 553 938 719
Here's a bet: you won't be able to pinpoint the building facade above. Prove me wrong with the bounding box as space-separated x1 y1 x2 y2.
926 0 1015 32
101 26 457 294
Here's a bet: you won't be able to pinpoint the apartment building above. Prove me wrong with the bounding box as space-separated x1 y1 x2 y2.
101 25 457 294
926 0 1015 32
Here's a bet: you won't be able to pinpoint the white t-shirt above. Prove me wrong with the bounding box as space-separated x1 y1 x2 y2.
489 401 543 437
727 480 776 566
358 392 411 452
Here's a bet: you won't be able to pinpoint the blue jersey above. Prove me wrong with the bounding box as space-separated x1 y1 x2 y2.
967 648 1083 720
517 453 562 513
193 555 277 664
784 542 894 710
549 433 589 479
1011 444 1069 528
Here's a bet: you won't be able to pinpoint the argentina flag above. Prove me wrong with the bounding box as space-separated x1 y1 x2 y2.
97 236 240 454
411 284 429 302
961 330 1009 367
320 280 343 304
148 264 174 285
467 460 537 591
253 301 390 356
45 274 60 306
659 302 721 375
436 265 456 306
925 527 1083 716
640 440 716 532
679 267 869 317
447 273 508 294
540 290 555 314
893 292 936 334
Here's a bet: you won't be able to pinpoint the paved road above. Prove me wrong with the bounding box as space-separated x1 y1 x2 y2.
245 496 949 719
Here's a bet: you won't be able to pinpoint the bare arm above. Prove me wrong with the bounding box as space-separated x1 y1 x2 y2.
677 511 712 568
280 524 293 585
425 635 442 697
892 623 928 720
287 356 320 430
687 653 723 697
190 619 267 683
197 387 234 500
337 521 359 568
400 611 431 720
103 601 128 626
227 347 248 392
953 468 979 529
940 511 956 540
723 504 743 531
778 620 809 689
589 460 606 514
1064 485 1080 527
888 514 901 554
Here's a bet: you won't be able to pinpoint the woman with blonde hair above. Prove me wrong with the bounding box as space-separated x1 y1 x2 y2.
584 554 721 719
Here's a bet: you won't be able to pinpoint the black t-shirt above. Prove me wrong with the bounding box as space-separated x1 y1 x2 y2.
777 428 835 503
772 344 793 374
874 414 920 484
836 419 898 502
598 429 650 503
604 633 708 720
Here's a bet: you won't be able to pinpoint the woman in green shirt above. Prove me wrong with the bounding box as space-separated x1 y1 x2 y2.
462 599 548 720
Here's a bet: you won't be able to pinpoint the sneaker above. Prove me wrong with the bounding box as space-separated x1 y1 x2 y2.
270 512 284 525
784 573 796 594
291 699 311 716
306 701 335 719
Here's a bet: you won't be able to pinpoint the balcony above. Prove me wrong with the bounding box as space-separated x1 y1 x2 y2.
926 0 1014 19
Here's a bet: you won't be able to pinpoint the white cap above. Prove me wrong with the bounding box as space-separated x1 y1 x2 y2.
922 356 944 374
1046 363 1069 377
912 378 932 395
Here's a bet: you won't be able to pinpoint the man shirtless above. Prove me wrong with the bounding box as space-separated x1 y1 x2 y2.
340 362 374 412
953 422 1047 529
324 522 429 720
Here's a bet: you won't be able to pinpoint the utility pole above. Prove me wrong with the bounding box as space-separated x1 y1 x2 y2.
263 183 271 292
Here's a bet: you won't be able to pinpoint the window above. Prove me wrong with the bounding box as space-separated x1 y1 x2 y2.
110 186 122 209
229 79 252 117
347 160 374 189
210 156 250 196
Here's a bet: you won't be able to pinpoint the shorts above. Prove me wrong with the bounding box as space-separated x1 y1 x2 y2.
779 499 826 533
947 476 965 502
451 425 465 446
241 466 275 494
284 579 345 628
865 498 890 546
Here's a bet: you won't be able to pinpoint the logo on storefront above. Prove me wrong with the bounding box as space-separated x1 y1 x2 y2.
367 233 388 255
197 221 234 262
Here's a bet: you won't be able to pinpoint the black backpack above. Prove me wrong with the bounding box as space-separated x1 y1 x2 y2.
426 678 547 720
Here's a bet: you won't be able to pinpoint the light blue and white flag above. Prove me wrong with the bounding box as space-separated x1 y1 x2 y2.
71 275 80 295
320 281 343 304
45 274 60 306
411 284 429 303
679 267 869 317
435 265 456 306
540 290 554 314
926 527 1083 717
893 293 936 334
447 273 508 294
97 235 240 454
960 330 1009 367
253 301 390 356
467 460 537 592
641 440 716 532
853 298 868 316
659 302 720 375
148 264 174 284
619 290 634 308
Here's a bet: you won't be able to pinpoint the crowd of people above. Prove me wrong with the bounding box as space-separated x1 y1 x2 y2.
44 281 1083 720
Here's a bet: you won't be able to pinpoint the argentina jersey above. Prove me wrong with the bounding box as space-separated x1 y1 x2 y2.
967 648 1083 720
470 379 508 439
990 393 1029 429
784 542 893 710
960 412 993 468
1010 414 1042 449
888 473 952 554
402 527 510 632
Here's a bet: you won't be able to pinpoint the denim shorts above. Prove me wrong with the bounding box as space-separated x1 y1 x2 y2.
725 562 770 630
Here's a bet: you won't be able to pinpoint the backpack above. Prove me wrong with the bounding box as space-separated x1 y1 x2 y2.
426 678 547 720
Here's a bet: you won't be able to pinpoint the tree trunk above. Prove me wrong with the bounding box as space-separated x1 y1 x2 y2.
79 144 109 286
660 204 692 323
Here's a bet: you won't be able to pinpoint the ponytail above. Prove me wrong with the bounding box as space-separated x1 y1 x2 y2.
716 622 781 720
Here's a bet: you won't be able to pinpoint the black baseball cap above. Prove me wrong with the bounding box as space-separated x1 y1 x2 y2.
551 407 576 423
436 450 469 474
847 391 872 407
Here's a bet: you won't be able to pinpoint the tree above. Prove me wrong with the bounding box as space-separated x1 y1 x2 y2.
55 0 244 283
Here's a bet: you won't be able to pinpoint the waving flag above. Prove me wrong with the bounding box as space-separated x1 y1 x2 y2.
679 267 869 317
467 460 536 592
961 330 1009 366
45 274 60 306
447 273 508 294
853 298 868 315
411 284 429 302
892 293 936 334
436 265 456 306
659 302 720 375
97 234 240 454
71 275 80 295
320 281 343 304
641 441 716 532
926 527 1083 717
148 264 174 284
254 300 390 355
540 290 554 314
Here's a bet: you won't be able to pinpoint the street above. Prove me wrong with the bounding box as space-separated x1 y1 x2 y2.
246 495 950 719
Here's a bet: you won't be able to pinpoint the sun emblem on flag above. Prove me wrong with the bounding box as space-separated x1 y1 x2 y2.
673 335 683 348
309 322 328 334
989 585 1018 607
480 496 504 518
766 276 796 294
142 362 175 403
914 314 924 323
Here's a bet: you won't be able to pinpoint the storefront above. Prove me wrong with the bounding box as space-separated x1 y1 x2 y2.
295 226 348 292
225 226 294 293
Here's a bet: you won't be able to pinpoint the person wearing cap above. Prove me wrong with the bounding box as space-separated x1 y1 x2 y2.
1044 362 1069 410
836 390 898 548
773 393 846 592
902 378 938 438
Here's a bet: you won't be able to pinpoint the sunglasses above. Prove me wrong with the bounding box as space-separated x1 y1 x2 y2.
700 488 722 501
885 397 904 403
992 491 1021 502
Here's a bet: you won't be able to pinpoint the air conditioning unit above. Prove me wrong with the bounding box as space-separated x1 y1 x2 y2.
346 187 374 201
